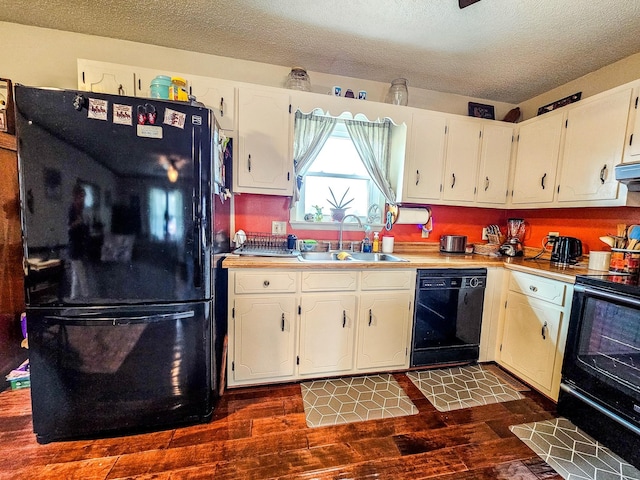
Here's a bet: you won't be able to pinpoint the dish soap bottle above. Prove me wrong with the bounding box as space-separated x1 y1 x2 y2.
372 232 380 253
362 226 372 253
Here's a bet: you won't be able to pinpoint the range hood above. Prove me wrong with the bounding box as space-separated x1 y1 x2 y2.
615 162 640 191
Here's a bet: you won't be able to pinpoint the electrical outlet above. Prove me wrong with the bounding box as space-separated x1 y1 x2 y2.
272 221 287 235
548 231 559 245
482 227 488 240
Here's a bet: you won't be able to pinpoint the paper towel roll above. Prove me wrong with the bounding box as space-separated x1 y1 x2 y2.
395 206 431 224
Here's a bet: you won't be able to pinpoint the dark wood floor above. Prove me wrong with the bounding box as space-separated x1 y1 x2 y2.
0 369 563 480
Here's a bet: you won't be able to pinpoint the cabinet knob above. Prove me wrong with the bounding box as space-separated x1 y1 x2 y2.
529 285 538 292
263 280 270 287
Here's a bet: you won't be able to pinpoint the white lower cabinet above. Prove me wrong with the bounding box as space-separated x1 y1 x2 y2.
498 270 573 400
227 268 415 387
299 295 356 375
357 292 412 370
232 296 297 383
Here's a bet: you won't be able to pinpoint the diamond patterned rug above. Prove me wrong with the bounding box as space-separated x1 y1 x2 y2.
300 374 418 428
510 417 640 480
407 364 525 412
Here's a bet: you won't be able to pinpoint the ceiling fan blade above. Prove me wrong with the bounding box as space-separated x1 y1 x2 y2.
459 0 481 8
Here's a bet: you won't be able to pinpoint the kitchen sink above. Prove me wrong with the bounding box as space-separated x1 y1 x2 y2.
297 251 408 262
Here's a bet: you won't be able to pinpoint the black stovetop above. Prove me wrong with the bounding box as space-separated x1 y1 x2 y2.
575 273 640 298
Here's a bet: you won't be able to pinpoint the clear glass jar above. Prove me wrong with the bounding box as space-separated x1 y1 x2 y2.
285 67 311 91
385 78 408 106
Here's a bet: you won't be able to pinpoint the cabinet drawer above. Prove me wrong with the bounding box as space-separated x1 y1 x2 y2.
361 270 414 291
301 271 358 292
234 271 297 294
508 271 567 306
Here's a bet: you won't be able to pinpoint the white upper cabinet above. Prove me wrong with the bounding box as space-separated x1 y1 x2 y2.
623 84 640 163
236 86 293 195
402 111 447 201
77 60 136 96
476 123 513 205
189 76 236 131
511 111 564 205
557 87 632 202
442 117 482 202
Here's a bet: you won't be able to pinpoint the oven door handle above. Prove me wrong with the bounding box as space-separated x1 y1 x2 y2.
580 285 640 309
560 383 640 437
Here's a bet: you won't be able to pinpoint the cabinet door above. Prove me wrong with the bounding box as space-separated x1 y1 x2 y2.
78 63 136 96
511 112 564 204
500 291 561 391
403 112 447 201
236 87 292 194
442 117 482 202
558 88 632 202
357 293 411 370
476 123 513 205
624 88 640 163
189 76 236 131
299 295 356 375
232 296 296 382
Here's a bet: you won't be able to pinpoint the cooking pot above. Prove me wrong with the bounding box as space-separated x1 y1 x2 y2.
440 235 467 254
551 236 583 265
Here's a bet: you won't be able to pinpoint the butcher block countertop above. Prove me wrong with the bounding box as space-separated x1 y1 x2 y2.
222 242 600 283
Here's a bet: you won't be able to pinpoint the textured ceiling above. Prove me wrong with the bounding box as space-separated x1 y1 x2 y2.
3 0 640 103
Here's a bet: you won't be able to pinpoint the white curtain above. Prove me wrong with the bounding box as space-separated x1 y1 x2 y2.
292 110 337 204
344 118 396 205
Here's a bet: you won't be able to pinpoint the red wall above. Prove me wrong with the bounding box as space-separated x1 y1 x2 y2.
234 194 639 252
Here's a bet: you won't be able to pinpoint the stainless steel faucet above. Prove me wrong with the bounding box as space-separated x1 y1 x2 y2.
338 214 363 250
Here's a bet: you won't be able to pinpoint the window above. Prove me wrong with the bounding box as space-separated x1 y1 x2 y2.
292 119 385 225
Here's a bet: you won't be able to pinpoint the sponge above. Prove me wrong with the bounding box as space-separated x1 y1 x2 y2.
336 251 351 261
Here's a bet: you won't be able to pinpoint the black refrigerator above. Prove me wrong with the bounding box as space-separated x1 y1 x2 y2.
14 85 229 443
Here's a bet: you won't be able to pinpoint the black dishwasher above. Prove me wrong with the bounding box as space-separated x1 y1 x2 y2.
411 269 486 367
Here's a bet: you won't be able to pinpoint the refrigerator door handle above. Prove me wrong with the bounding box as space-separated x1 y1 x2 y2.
192 126 203 289
43 310 195 326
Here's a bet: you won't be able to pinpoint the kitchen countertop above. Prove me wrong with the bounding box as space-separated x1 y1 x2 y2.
221 242 601 283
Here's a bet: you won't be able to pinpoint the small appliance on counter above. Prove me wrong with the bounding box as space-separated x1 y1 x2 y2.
440 235 467 253
499 218 525 257
551 236 583 265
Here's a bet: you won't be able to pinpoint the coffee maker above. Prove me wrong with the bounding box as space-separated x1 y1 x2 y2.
499 218 525 257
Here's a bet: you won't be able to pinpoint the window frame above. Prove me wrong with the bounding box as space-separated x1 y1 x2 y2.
289 117 386 231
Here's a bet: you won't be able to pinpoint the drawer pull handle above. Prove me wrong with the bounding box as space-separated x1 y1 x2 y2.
541 173 547 189
281 313 285 332
263 280 270 287
529 285 538 292
541 321 547 340
416 169 420 186
343 310 346 328
451 173 456 188
369 309 372 326
220 97 224 117
248 154 252 172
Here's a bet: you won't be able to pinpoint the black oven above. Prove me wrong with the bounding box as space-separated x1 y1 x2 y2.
559 274 640 468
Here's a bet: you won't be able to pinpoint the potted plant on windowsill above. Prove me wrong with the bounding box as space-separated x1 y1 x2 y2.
327 186 354 222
